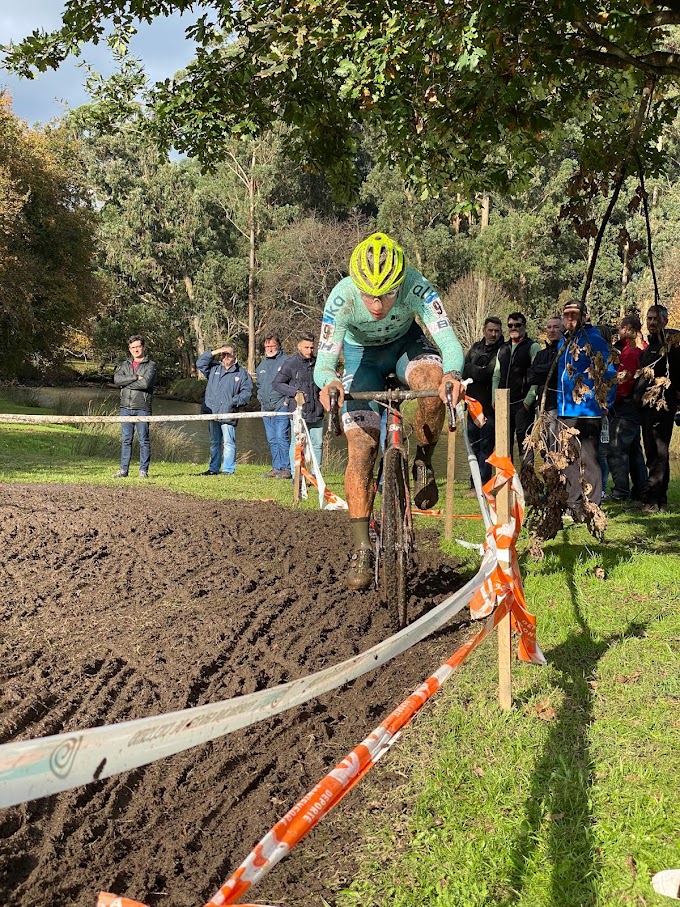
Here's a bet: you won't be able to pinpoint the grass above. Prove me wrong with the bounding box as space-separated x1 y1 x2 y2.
0 393 678 907
336 516 679 907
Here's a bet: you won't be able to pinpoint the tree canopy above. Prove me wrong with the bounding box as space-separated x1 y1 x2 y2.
4 0 680 196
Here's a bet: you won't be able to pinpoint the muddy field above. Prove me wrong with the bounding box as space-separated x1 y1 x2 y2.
0 483 470 907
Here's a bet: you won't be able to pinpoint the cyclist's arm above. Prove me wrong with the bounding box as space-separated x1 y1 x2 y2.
314 289 351 409
415 288 464 377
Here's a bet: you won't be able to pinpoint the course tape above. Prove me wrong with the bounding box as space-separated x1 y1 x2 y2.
98 456 543 907
203 455 544 906
0 561 493 810
0 411 289 424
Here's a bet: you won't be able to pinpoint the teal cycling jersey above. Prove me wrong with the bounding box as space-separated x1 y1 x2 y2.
314 267 464 388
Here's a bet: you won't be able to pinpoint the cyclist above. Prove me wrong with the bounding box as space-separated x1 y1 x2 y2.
314 232 465 590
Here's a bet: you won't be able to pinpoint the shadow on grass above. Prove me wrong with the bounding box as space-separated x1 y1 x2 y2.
504 540 651 907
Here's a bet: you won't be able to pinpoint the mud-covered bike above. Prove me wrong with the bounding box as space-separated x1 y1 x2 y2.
329 381 456 629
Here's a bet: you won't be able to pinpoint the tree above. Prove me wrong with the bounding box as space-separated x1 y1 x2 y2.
0 93 100 374
5 1 680 198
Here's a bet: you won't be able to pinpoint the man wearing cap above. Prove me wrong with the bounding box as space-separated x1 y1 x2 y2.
558 300 617 518
196 345 253 475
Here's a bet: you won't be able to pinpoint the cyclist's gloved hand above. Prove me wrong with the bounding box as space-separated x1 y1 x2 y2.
439 372 463 406
320 380 344 412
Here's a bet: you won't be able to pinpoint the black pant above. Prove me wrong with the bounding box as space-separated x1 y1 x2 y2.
562 417 602 509
641 407 675 506
509 401 534 462
468 411 495 484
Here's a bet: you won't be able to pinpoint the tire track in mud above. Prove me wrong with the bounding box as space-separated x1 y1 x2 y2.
0 483 472 907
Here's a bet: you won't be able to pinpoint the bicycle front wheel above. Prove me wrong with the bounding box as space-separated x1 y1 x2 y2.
380 447 412 629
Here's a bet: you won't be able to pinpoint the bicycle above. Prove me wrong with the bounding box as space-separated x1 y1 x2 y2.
329 381 456 629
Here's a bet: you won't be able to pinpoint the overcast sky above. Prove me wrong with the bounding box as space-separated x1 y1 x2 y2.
1 3 198 124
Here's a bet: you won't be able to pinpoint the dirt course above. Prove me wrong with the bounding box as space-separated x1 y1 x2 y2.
0 483 470 907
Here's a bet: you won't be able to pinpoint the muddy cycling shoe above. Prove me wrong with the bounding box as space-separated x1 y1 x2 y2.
346 548 375 591
412 460 438 509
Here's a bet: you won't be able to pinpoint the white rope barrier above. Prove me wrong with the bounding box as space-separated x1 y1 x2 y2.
0 411 288 424
0 558 494 809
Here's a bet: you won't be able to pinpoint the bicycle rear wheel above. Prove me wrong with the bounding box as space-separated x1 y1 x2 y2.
380 447 412 629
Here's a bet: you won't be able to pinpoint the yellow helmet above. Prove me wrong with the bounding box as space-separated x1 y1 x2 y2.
349 232 406 295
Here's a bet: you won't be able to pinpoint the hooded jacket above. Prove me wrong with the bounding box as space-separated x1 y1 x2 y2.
273 351 324 423
196 350 253 426
255 349 290 410
557 326 617 419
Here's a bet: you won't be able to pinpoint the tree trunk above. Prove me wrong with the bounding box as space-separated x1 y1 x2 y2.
476 195 490 314
192 314 205 357
621 237 631 317
247 147 257 376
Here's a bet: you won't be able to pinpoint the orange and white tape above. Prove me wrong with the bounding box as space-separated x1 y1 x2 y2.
205 524 541 904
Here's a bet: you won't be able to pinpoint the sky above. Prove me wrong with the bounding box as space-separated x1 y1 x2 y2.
1 3 198 125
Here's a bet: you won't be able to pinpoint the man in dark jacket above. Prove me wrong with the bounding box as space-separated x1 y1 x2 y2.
524 315 563 459
273 332 324 475
635 305 680 512
113 335 157 479
492 312 541 459
256 334 290 479
196 345 253 475
462 316 503 484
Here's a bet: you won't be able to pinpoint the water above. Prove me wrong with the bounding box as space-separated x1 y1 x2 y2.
6 385 473 479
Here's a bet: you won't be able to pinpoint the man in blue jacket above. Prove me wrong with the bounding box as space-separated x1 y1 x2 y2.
256 334 290 479
196 345 253 475
273 332 324 475
558 300 617 518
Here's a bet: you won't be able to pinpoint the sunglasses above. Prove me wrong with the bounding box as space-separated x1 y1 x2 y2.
507 322 524 328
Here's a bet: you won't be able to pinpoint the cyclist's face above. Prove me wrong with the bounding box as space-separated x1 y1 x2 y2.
360 288 399 320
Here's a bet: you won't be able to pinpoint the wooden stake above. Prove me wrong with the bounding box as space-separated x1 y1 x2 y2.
445 426 456 541
494 388 513 711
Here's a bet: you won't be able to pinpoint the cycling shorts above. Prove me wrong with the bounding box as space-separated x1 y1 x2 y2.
341 321 442 416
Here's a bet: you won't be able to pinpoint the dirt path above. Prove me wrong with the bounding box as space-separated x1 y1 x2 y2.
0 484 470 907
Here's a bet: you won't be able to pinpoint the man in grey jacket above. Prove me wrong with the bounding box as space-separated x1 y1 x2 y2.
112 335 157 478
256 334 291 478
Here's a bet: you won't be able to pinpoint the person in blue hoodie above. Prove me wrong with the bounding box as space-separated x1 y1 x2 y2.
196 345 253 475
256 334 291 479
557 300 617 517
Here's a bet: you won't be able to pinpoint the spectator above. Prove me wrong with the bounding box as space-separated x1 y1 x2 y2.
557 300 617 518
634 304 680 512
113 335 157 479
256 334 290 479
273 333 325 476
607 315 647 503
596 324 616 499
462 316 503 487
492 312 541 459
196 345 253 476
525 315 563 455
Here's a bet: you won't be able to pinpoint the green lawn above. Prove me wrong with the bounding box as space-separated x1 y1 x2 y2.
0 395 678 907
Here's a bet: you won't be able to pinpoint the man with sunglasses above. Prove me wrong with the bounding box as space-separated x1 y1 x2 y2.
196 345 253 476
315 232 464 590
492 312 541 460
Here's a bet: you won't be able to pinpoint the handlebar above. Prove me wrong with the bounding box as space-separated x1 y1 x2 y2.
445 381 456 432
